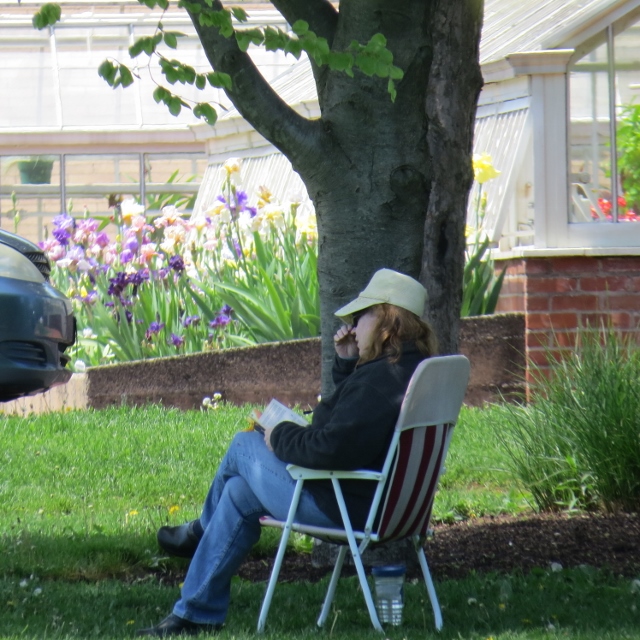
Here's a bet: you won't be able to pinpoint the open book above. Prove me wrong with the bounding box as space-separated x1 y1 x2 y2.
251 398 309 433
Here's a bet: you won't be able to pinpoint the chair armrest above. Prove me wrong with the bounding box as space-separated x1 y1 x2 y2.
285 464 382 482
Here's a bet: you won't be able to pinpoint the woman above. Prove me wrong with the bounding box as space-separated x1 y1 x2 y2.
138 268 437 637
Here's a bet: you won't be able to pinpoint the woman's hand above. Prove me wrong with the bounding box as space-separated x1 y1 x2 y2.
334 325 358 359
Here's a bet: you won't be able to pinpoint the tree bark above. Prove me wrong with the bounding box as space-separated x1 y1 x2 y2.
187 0 483 392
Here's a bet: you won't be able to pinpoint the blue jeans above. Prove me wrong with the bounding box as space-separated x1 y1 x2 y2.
173 430 336 625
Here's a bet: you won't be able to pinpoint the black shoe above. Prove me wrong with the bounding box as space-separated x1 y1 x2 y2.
136 613 221 637
157 520 203 558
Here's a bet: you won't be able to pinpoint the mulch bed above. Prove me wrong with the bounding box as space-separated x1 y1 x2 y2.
147 512 640 585
236 512 640 583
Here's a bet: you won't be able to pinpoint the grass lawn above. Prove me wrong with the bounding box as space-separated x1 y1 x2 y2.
1 404 639 639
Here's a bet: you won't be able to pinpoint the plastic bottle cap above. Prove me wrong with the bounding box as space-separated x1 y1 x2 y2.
371 564 406 578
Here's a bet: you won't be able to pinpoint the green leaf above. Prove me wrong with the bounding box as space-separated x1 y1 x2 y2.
163 32 178 49
193 103 218 126
98 60 117 86
231 6 248 22
327 51 353 72
119 65 134 88
206 71 232 90
195 74 206 90
235 28 264 52
263 26 289 52
387 79 397 102
153 86 170 103
32 3 61 30
291 20 309 36
167 96 183 116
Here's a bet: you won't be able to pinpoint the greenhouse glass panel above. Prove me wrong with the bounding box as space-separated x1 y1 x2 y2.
569 16 640 225
144 153 207 213
568 40 611 223
64 154 141 217
614 17 640 222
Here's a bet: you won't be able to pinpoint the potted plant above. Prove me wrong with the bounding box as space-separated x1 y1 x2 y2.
16 156 56 184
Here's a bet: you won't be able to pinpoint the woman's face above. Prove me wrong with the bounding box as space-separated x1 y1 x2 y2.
353 307 379 357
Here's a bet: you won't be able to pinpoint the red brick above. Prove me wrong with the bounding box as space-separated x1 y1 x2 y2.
579 276 631 292
600 257 640 272
527 349 551 367
500 279 526 295
551 295 598 312
548 257 595 274
524 259 553 275
526 331 550 349
495 296 525 313
552 331 578 348
601 294 640 311
581 312 631 329
526 296 550 311
527 277 578 294
527 312 578 330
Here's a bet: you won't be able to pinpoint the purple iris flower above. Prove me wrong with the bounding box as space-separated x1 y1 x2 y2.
145 321 165 340
76 218 99 234
182 315 201 328
128 270 149 286
125 310 133 324
124 236 139 253
247 206 258 218
156 267 171 280
82 291 98 305
94 231 110 248
169 333 185 347
236 190 248 208
120 249 134 264
53 227 71 246
209 314 231 329
168 255 185 274
233 240 242 258
105 301 115 308
220 304 233 316
53 214 74 230
107 271 128 297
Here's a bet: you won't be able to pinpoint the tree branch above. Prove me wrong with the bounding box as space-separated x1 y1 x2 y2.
269 0 338 44
186 0 323 165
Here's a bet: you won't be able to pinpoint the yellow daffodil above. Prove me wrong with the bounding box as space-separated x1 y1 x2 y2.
472 153 501 184
257 185 272 208
223 157 241 176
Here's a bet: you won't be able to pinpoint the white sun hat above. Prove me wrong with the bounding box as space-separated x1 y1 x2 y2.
334 268 427 322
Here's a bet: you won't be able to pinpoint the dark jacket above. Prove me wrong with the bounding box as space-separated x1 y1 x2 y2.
271 344 427 529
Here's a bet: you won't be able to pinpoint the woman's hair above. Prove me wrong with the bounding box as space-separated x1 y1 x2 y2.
358 303 438 364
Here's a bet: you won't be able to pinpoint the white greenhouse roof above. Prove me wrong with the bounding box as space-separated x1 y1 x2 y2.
481 0 640 63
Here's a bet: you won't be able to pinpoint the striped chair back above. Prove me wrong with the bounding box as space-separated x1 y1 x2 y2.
375 355 470 541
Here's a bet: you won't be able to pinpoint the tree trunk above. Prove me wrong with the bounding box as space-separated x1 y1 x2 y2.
422 0 484 356
188 0 483 392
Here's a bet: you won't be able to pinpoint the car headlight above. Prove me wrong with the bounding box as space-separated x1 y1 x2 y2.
0 243 45 283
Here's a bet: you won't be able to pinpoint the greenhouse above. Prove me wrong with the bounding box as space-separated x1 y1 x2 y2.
0 0 291 240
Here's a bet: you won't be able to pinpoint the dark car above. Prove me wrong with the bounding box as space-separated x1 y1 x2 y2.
0 229 75 402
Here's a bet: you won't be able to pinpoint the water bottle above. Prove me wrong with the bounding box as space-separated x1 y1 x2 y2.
371 564 406 626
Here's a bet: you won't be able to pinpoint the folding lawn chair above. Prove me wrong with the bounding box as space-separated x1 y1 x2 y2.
257 354 471 633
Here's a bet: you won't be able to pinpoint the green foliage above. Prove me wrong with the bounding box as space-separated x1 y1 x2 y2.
2 405 640 638
490 326 640 512
461 236 506 316
617 103 640 210
32 2 61 30
43 164 319 368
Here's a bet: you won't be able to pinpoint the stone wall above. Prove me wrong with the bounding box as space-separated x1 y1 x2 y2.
1 313 525 414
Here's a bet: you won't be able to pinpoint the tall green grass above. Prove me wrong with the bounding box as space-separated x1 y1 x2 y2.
2 404 640 639
491 326 640 512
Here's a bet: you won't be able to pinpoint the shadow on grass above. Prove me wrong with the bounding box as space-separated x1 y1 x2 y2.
2 530 640 639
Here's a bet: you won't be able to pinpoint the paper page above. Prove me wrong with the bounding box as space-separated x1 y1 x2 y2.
256 399 309 429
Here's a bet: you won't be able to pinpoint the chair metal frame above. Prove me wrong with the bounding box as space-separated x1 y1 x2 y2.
257 355 471 633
